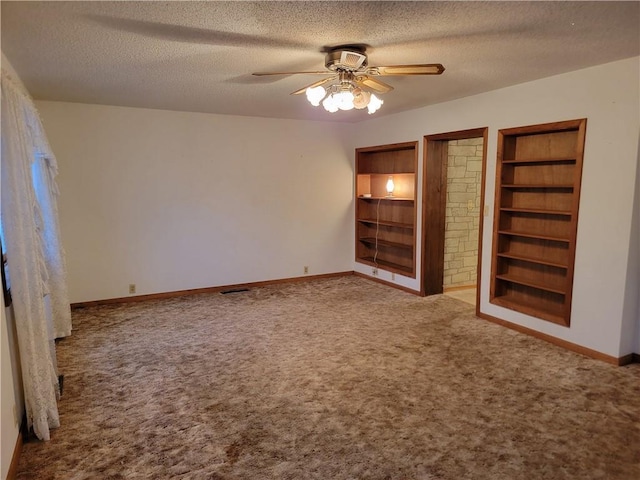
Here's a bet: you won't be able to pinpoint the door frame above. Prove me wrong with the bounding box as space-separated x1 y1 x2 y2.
420 127 488 314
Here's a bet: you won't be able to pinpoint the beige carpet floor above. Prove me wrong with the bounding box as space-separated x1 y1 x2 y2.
16 276 640 479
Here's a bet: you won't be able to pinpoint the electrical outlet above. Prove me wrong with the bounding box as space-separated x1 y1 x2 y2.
392 273 396 281
129 284 136 294
304 266 309 274
372 268 378 276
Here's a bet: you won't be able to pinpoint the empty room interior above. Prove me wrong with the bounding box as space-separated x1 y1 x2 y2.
1 2 639 479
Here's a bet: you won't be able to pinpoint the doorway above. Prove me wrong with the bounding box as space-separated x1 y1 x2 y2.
421 128 488 313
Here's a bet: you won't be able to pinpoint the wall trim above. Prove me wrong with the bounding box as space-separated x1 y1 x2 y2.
353 272 422 296
618 353 639 366
443 285 476 293
71 271 354 309
477 311 634 366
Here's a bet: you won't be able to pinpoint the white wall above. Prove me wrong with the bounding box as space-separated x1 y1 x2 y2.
36 102 356 303
350 57 640 358
627 140 640 356
35 57 639 360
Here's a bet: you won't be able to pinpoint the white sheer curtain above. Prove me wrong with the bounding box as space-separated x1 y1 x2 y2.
1 69 72 440
32 154 72 339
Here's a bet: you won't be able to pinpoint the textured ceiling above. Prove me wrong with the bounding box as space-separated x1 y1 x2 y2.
2 1 639 123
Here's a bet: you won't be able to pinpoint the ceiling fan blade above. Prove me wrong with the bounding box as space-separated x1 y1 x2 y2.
86 15 313 50
368 64 445 76
290 76 338 95
253 71 332 77
354 76 394 94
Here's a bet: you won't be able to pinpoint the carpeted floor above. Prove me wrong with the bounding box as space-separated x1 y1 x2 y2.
16 276 640 479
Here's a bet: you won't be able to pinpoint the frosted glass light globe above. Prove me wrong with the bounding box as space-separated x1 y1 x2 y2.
322 95 339 113
305 86 326 106
333 90 355 111
353 89 371 109
367 94 383 114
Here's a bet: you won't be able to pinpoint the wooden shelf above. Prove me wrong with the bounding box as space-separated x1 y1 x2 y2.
500 207 572 216
356 141 418 278
502 157 576 164
358 196 414 202
498 230 570 243
359 237 413 250
501 184 574 189
358 257 415 275
495 273 566 295
490 119 586 326
491 294 565 326
358 219 414 229
497 252 568 269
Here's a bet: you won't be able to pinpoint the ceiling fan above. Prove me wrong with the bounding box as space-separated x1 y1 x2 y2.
253 45 445 114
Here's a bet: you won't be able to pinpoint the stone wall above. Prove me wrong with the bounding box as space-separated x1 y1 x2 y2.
443 138 483 288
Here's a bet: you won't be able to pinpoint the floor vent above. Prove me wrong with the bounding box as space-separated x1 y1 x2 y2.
220 288 249 295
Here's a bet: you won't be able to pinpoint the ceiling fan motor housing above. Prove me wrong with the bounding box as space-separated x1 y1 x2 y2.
325 49 368 72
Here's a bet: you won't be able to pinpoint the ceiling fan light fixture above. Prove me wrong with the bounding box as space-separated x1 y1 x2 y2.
311 82 382 114
257 45 444 116
302 68 384 114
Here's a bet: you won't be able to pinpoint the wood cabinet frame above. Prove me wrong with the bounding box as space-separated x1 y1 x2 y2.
355 141 418 277
490 119 587 326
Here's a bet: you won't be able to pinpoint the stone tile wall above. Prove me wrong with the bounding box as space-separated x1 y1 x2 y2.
444 138 483 288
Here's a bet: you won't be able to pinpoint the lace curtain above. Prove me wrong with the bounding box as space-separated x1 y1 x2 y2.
1 69 72 440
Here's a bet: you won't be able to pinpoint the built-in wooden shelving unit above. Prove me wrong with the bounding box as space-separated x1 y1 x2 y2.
490 119 587 326
355 141 418 277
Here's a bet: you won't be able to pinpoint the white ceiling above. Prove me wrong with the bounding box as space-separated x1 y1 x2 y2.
2 1 639 123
